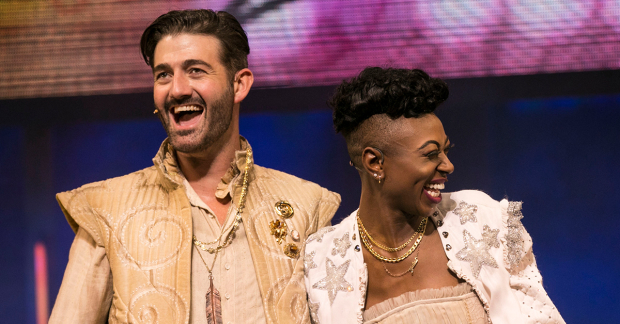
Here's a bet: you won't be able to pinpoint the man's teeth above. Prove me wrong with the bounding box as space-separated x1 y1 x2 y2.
426 190 440 197
425 183 445 190
173 105 202 113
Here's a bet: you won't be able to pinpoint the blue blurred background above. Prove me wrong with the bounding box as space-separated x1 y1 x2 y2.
2 0 620 323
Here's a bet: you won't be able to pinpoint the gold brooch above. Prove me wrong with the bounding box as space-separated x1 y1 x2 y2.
283 243 300 258
269 219 288 245
274 201 294 219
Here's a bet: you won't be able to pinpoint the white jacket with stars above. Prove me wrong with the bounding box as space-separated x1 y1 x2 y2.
304 190 565 324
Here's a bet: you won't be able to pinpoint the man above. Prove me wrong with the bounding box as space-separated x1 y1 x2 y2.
49 9 340 324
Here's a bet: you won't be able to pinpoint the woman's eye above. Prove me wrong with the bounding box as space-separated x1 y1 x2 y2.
444 143 455 155
425 151 440 158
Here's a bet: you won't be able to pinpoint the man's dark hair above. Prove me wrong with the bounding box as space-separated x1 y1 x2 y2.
330 67 449 137
140 9 249 78
330 67 449 166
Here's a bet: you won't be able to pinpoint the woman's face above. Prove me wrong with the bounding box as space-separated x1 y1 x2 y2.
382 114 454 217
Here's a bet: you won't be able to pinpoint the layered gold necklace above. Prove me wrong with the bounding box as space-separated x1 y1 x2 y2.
192 147 252 324
357 211 428 276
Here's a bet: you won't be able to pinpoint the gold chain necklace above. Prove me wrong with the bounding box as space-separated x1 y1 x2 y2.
192 148 252 254
192 147 252 324
357 214 419 252
357 214 427 263
382 238 424 277
192 212 222 248
383 256 419 277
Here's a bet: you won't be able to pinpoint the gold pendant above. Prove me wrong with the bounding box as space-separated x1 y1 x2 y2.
205 276 223 324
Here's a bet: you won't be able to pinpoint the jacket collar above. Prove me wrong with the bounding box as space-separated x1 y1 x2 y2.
152 136 254 199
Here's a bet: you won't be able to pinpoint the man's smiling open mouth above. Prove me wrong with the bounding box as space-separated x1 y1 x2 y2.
172 104 204 127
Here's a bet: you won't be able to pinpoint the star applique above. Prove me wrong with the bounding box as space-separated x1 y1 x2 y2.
481 225 500 248
455 230 499 278
308 300 321 324
312 258 353 305
307 226 335 243
453 201 478 224
331 232 351 258
505 201 526 269
304 251 318 276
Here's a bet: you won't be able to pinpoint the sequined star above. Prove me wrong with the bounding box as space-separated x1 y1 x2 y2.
453 201 478 224
312 258 353 305
307 226 335 243
481 225 500 248
455 230 498 278
505 201 525 269
308 300 320 324
331 232 351 258
304 251 318 276
506 201 524 227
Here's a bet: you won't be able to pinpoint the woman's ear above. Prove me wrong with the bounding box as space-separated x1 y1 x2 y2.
233 68 254 104
361 147 384 179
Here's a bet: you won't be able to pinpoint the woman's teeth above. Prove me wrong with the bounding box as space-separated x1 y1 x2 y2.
424 183 444 198
426 183 444 190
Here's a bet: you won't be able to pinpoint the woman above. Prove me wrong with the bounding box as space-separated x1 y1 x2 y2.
304 67 564 324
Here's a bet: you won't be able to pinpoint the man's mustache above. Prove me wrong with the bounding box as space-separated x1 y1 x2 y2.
164 96 206 111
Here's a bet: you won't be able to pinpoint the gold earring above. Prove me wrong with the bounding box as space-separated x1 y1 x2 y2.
153 109 159 114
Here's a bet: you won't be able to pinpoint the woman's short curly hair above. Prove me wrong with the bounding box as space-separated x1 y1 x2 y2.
330 67 449 136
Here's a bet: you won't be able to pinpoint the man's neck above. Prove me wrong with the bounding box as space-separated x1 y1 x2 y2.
176 133 241 224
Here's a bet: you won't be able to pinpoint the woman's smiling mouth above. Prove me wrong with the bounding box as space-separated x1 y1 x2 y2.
423 182 444 203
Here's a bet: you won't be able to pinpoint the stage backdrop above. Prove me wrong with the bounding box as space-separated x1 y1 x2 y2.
2 0 620 99
2 92 619 323
1 1 620 323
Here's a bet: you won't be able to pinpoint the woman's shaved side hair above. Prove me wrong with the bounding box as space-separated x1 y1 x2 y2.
329 67 449 166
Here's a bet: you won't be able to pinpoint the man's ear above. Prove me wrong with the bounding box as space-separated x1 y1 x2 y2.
233 68 254 104
361 147 384 178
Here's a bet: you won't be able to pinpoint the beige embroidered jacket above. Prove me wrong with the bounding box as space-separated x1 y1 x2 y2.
52 139 341 324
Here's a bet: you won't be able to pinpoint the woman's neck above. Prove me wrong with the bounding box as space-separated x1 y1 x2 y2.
358 186 427 248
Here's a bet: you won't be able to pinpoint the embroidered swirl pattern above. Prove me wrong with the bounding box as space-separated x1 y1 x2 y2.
128 284 187 324
116 205 189 270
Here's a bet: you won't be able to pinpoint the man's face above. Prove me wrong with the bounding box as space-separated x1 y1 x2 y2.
152 33 235 154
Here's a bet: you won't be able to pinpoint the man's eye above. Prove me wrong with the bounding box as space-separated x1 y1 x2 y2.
155 72 169 80
425 151 440 158
189 68 204 74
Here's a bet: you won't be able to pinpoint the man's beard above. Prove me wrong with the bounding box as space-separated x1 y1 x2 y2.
161 87 235 154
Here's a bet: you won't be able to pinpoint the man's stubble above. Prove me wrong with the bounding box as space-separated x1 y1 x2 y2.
159 85 235 154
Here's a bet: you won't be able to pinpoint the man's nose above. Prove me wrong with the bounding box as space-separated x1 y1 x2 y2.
170 74 192 99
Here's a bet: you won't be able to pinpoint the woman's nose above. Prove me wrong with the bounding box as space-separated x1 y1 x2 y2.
439 155 454 175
